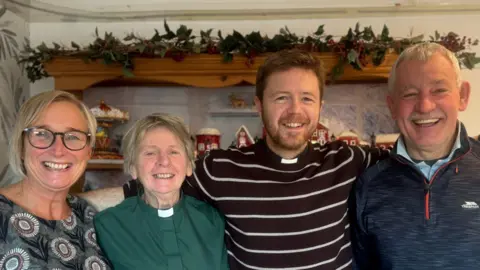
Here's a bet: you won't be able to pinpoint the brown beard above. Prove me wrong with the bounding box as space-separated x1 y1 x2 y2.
261 110 315 151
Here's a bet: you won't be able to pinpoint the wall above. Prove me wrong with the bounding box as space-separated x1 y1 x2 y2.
27 14 480 189
0 7 30 186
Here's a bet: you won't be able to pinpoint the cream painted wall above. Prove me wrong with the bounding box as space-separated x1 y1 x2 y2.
28 14 480 136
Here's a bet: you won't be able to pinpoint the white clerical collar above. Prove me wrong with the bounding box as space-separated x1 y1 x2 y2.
281 158 298 164
157 208 174 218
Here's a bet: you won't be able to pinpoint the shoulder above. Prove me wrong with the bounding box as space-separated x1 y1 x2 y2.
184 195 224 225
94 197 138 224
468 137 480 160
354 158 395 202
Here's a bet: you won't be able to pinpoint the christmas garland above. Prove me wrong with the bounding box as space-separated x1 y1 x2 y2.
18 20 480 83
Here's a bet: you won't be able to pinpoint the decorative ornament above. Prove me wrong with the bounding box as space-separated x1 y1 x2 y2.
235 125 254 148
195 128 221 157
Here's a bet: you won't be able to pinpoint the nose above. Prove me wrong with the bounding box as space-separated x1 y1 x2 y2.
287 97 302 114
51 135 67 156
156 152 170 166
415 93 436 113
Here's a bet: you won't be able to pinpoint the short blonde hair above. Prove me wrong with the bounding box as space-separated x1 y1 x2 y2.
388 42 462 93
121 113 195 176
9 90 97 177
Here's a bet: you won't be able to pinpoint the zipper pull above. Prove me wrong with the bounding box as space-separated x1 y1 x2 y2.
424 182 430 195
455 164 459 174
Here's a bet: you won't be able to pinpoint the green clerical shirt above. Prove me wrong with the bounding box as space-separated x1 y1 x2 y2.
94 194 229 270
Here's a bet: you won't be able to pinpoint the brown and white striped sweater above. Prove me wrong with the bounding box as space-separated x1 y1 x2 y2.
124 139 388 269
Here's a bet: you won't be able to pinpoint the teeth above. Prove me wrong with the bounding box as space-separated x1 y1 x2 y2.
43 162 69 170
413 119 439 124
284 123 302 128
153 173 174 179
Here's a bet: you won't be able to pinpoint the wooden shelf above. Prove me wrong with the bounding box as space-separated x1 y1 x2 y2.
43 53 397 91
209 108 259 117
87 159 123 170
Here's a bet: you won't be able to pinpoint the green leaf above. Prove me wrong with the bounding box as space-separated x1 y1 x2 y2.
122 67 134 77
36 42 49 52
346 28 354 41
354 22 360 35
164 19 171 34
363 26 374 41
95 27 99 37
71 42 80 50
409 34 424 43
435 30 440 40
315 25 325 36
176 25 188 37
381 25 391 42
347 49 358 63
159 48 167 58
52 42 61 50
372 49 386 66
222 53 233 63
136 44 146 53
330 61 345 82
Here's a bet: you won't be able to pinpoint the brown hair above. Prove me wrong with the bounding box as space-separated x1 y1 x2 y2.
255 49 326 102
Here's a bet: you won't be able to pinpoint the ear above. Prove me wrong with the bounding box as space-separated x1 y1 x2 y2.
386 93 397 120
254 96 262 116
130 165 138 180
186 162 193 177
459 81 471 111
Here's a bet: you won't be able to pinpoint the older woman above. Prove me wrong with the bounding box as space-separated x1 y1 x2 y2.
94 113 228 270
0 91 111 269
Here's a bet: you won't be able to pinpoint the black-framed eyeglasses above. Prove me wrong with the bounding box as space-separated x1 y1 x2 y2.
23 127 91 151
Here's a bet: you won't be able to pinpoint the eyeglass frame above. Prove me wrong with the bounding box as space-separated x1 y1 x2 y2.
23 127 92 151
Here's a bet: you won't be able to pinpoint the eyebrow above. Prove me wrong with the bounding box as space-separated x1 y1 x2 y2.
35 125 88 133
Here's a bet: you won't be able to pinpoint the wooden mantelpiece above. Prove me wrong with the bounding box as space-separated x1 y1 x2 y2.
44 52 398 91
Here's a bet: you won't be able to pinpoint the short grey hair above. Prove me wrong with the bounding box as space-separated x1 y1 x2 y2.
9 90 97 178
388 42 462 93
121 113 195 176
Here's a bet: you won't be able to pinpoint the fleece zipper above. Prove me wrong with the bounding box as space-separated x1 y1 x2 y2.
394 149 470 221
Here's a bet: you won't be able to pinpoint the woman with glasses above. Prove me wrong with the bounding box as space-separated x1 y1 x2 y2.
0 91 111 269
94 113 228 270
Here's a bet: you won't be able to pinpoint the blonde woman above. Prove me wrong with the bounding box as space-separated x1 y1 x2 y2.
0 91 110 269
94 113 228 270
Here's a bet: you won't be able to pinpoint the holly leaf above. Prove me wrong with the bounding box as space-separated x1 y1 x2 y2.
52 42 61 50
346 28 354 41
435 30 440 40
222 53 233 63
380 25 392 42
36 42 49 52
372 49 386 66
136 44 146 53
409 34 424 43
363 26 374 41
176 25 189 39
159 48 167 58
122 67 134 77
314 25 325 36
330 61 345 82
347 49 358 64
354 22 361 36
71 41 80 50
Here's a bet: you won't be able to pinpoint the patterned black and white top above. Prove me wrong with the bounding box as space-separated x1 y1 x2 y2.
0 194 111 270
